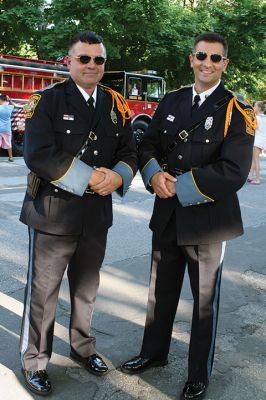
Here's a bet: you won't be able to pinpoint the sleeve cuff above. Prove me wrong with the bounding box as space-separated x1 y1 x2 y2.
141 158 163 188
175 171 214 207
51 158 93 196
112 161 134 197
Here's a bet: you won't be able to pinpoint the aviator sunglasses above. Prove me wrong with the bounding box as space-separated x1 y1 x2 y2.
193 51 227 63
72 55 106 65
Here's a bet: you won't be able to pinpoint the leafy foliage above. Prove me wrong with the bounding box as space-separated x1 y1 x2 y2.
0 0 265 98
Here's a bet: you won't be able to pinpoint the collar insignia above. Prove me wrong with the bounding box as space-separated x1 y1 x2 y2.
167 114 175 122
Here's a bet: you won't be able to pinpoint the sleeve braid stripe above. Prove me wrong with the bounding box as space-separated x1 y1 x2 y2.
51 158 75 183
190 170 215 202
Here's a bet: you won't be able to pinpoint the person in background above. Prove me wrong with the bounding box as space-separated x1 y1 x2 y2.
247 101 266 185
19 31 137 396
131 83 139 95
0 94 14 161
120 32 256 400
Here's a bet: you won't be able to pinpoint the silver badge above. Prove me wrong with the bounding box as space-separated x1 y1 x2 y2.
110 109 117 125
205 116 213 130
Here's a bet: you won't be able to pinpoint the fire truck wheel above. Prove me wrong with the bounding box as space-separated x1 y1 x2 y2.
132 120 149 144
12 133 24 156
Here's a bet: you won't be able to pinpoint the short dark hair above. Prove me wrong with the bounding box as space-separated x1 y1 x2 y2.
0 94 8 101
69 31 106 54
193 32 228 57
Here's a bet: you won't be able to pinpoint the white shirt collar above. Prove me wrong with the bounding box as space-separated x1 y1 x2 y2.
76 84 97 106
192 80 221 106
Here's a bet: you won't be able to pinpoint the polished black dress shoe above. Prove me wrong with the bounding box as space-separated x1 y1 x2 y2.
70 351 108 376
120 355 168 374
22 369 52 396
181 381 208 399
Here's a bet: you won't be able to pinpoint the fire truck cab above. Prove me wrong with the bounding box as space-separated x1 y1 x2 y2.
0 54 165 155
101 71 165 143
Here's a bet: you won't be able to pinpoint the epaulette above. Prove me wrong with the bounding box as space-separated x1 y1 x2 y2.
227 90 252 107
99 83 131 126
24 79 68 119
224 92 257 137
39 79 68 93
168 84 193 94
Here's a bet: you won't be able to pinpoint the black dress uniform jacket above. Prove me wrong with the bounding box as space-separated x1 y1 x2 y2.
20 78 138 234
139 82 255 245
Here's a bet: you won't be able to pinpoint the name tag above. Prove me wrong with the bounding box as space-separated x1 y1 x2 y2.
63 114 74 121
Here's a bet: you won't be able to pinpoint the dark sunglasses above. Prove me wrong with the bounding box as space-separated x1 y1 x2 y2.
72 55 106 65
193 51 227 63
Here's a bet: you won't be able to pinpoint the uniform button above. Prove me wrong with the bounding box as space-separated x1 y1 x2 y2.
205 139 210 143
116 133 119 137
184 138 188 143
178 155 183 160
54 188 58 192
93 150 98 156
164 130 167 134
66 129 71 134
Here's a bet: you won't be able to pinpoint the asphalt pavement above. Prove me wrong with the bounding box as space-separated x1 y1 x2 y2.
0 157 265 400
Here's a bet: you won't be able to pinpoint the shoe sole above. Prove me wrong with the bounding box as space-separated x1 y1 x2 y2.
180 385 208 400
120 359 168 375
181 393 206 400
22 369 52 396
70 353 109 376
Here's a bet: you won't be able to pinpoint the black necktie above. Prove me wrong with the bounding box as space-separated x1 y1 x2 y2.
87 96 95 127
192 94 200 113
87 96 95 110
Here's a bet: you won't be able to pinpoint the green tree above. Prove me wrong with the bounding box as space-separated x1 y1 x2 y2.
191 0 266 98
0 0 49 57
0 0 265 98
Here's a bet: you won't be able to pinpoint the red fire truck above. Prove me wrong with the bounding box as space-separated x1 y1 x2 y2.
0 54 165 155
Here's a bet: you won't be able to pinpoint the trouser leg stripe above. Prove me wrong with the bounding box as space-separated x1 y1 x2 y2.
207 241 226 378
20 227 35 367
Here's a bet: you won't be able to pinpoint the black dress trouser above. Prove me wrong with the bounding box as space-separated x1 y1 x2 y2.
140 227 225 383
20 224 108 371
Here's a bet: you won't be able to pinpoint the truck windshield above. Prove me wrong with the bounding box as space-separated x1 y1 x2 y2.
146 78 164 102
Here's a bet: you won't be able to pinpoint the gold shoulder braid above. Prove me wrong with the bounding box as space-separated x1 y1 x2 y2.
99 84 131 126
224 95 257 137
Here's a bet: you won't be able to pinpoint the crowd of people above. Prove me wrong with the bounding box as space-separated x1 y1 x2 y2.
2 29 264 400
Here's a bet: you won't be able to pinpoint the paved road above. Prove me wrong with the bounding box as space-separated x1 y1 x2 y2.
0 157 265 399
